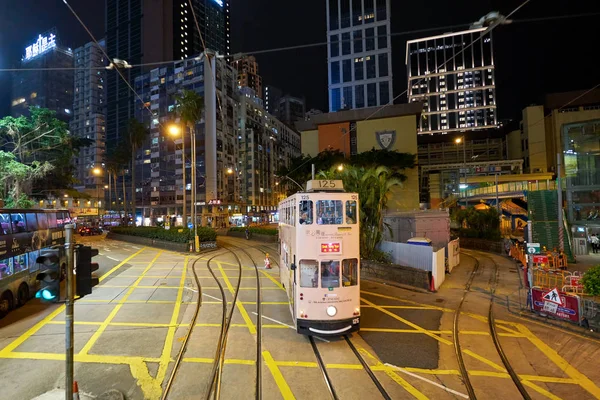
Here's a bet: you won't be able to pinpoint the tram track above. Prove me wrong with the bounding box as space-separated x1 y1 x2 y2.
457 251 532 400
309 335 392 400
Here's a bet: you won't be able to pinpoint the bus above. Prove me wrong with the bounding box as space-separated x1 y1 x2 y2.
278 180 361 336
0 209 71 318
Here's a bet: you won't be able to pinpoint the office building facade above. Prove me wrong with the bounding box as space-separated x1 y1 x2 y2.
231 55 262 99
406 27 497 135
71 40 107 203
278 95 306 127
133 59 300 225
264 85 283 115
326 0 393 112
11 29 73 122
105 0 227 150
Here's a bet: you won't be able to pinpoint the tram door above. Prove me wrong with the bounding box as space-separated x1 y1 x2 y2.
284 247 295 320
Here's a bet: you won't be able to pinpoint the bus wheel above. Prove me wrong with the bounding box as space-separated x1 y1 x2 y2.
17 284 30 307
0 291 14 319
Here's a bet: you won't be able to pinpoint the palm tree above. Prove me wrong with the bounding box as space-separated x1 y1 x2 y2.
174 90 204 228
127 119 148 226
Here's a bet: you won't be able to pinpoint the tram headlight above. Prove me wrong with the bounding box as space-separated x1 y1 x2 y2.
326 306 337 317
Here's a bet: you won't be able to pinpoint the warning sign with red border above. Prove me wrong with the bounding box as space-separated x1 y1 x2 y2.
541 288 563 305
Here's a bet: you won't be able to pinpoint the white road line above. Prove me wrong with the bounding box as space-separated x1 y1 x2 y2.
131 246 142 249
384 363 469 399
203 293 222 301
107 256 119 261
251 312 330 343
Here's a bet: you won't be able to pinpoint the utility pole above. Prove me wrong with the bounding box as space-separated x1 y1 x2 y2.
557 153 565 252
495 173 500 214
65 224 75 400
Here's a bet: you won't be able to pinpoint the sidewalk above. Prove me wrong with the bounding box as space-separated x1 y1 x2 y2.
570 253 600 273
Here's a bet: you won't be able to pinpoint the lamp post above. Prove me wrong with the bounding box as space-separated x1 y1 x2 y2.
168 124 186 228
92 167 102 219
455 137 467 195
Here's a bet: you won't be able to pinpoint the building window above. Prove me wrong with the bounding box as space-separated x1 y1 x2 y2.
342 32 351 55
365 28 375 51
340 0 350 28
331 61 340 84
328 0 339 30
353 30 363 53
354 58 364 80
377 25 387 49
331 88 341 112
364 0 375 23
379 81 390 105
366 56 376 79
342 59 352 83
355 85 365 108
352 0 362 26
376 0 387 20
378 53 388 77
367 83 377 107
330 35 339 57
343 86 353 109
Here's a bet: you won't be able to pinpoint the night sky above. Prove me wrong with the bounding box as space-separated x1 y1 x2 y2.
0 0 598 121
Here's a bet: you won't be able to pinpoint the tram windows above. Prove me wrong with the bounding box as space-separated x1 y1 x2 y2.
321 260 340 288
342 258 358 286
299 200 313 225
47 213 57 229
316 200 343 225
0 213 12 235
299 260 319 288
10 213 27 233
37 213 49 230
345 200 357 224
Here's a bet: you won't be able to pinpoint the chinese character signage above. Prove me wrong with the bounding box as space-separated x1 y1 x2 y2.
320 243 341 253
24 34 57 61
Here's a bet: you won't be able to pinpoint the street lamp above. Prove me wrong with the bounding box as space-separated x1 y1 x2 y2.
337 164 344 172
455 137 467 192
168 124 186 229
92 167 102 218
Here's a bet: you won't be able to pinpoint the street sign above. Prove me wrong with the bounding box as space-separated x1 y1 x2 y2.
542 288 563 306
527 243 541 254
543 301 558 314
533 255 549 264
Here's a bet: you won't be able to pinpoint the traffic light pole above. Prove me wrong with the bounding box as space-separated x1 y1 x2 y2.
65 224 75 400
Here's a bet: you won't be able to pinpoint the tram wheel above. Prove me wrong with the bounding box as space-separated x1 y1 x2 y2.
0 291 14 319
17 283 30 307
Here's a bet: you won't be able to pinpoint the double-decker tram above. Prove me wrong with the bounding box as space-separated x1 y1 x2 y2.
0 209 71 318
278 180 360 336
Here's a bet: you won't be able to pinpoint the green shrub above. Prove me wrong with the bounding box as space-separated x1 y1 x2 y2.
229 226 278 236
111 226 216 243
582 265 600 296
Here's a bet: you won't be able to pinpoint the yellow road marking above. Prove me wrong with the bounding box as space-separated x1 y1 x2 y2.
361 305 441 310
263 351 295 400
462 349 506 373
518 324 600 399
0 248 147 356
183 357 256 365
361 297 453 345
156 256 188 387
97 285 280 290
218 262 257 335
260 269 285 290
99 248 148 282
356 341 428 399
360 327 523 337
522 380 563 400
79 251 163 355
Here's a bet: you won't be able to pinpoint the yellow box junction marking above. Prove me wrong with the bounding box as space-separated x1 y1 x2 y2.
218 262 257 335
79 251 163 355
263 351 295 400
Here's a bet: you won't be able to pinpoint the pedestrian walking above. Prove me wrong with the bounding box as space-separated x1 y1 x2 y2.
592 234 599 254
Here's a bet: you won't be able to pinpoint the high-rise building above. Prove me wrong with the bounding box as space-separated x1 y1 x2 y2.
406 27 497 135
231 55 262 99
278 95 306 127
133 58 300 225
71 40 107 199
105 0 227 150
264 85 283 115
326 0 392 112
11 29 73 122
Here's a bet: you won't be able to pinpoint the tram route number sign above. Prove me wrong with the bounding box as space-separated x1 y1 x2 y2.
321 242 341 253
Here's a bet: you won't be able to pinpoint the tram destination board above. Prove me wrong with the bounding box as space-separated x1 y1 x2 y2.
321 242 341 253
306 180 344 192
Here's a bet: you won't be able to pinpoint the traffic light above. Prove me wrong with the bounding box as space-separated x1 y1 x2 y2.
35 249 61 302
76 245 100 297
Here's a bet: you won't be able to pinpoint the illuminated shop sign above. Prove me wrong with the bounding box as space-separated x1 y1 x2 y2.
24 33 57 61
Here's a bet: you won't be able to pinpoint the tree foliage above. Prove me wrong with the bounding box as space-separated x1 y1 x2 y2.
452 207 501 240
581 265 600 296
277 148 415 196
317 165 402 259
0 107 93 201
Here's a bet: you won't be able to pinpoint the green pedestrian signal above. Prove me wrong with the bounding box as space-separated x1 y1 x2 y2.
35 249 62 303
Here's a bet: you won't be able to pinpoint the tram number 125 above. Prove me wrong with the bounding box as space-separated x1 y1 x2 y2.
352 318 359 324
317 180 337 188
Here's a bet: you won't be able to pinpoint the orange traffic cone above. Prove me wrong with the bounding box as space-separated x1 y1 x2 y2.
429 276 436 292
73 381 80 400
265 253 272 269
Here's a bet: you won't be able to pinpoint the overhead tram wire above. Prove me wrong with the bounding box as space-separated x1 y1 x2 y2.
5 12 599 73
281 0 533 181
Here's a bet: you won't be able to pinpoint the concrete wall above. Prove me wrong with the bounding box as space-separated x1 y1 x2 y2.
383 210 450 248
300 129 319 156
361 260 430 290
432 248 445 290
227 230 279 243
507 129 521 160
523 106 548 173
446 238 460 273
